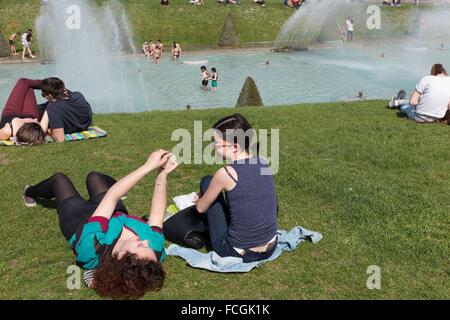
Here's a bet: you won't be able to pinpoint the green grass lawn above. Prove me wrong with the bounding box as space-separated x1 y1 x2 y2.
0 0 442 54
0 101 449 300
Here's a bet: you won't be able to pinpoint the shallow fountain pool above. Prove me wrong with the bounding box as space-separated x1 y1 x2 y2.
1 42 449 114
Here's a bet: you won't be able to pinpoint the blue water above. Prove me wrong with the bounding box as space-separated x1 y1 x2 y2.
1 43 449 113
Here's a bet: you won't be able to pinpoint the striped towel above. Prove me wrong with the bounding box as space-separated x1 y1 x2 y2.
1 126 108 146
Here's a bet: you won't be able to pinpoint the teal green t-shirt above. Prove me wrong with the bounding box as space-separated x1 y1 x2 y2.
69 212 166 270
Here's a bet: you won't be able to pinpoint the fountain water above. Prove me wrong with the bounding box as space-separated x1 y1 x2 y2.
35 0 143 113
273 0 342 51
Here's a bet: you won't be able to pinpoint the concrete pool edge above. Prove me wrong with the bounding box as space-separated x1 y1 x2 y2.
3 36 449 65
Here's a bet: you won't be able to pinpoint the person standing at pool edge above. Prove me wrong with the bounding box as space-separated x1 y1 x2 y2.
346 18 354 42
9 32 20 57
22 29 35 60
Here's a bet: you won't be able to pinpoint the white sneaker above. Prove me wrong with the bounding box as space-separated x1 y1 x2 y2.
22 186 37 208
389 96 397 108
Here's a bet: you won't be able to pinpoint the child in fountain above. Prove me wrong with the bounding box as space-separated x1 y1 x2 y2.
171 42 181 62
143 42 150 59
156 40 164 58
149 41 156 58
154 46 162 64
210 67 219 92
201 66 210 90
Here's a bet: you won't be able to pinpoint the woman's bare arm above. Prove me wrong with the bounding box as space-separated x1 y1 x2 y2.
148 157 179 228
39 111 49 133
409 90 421 106
195 168 231 214
91 150 172 220
0 125 11 140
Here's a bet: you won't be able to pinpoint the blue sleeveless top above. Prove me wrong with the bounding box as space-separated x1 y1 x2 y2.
226 157 278 249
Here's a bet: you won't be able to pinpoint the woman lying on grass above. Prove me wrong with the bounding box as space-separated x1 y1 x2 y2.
0 78 49 145
194 114 279 263
23 149 178 299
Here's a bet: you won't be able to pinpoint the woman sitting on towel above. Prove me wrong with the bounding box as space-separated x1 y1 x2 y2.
194 113 279 263
22 149 179 299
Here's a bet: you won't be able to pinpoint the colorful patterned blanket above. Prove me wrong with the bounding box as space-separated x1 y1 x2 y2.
0 126 108 146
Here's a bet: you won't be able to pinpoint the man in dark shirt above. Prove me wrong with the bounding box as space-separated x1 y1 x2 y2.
41 77 92 142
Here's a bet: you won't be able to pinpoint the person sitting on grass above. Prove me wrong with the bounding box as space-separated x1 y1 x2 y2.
194 114 279 263
253 0 266 6
388 63 450 123
218 0 238 4
22 149 179 299
0 78 50 145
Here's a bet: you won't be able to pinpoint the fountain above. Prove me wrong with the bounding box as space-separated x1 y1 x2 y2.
35 0 143 114
273 0 342 52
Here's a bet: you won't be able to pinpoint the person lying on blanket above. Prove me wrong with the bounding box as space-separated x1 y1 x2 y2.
22 149 179 299
0 77 92 144
194 113 279 263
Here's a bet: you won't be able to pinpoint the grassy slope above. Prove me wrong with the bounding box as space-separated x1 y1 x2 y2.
0 101 449 299
0 0 438 53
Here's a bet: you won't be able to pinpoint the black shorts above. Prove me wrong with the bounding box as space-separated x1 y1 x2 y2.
202 80 209 86
9 40 14 46
58 192 128 240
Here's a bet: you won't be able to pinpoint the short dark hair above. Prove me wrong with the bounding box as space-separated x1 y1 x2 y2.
41 77 66 99
431 64 447 76
212 67 217 72
213 113 255 153
201 65 206 71
93 253 165 300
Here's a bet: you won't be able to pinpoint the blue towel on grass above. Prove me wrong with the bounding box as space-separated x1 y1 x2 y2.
166 226 322 273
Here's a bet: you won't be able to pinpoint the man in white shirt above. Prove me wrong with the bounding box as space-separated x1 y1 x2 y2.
389 64 450 123
21 29 35 60
346 18 354 42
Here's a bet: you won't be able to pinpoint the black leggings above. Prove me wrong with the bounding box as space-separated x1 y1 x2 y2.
25 171 128 240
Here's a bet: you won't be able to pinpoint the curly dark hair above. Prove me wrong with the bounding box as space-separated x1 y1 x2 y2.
93 252 165 299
